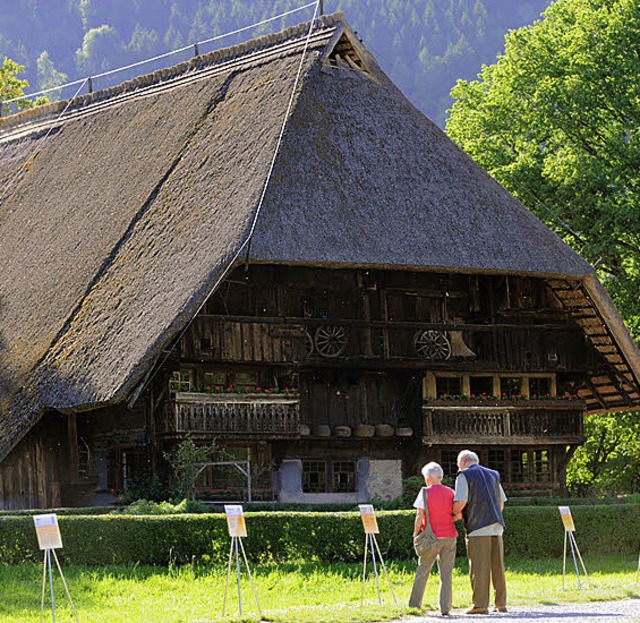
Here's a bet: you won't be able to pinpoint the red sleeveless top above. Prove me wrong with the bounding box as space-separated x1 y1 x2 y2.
424 484 458 538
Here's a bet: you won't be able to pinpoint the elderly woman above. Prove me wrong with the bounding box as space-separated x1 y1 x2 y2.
409 461 460 615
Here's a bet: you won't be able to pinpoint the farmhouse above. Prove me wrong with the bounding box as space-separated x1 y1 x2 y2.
1 13 639 509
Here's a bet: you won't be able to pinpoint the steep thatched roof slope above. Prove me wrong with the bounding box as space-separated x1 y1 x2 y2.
0 16 340 460
250 46 591 276
0 13 638 462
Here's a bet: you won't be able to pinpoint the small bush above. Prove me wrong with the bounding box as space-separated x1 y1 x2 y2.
112 498 209 515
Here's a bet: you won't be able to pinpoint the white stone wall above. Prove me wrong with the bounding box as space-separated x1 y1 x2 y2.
362 459 402 501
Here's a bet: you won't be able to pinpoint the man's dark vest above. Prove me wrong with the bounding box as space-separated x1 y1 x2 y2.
457 463 505 534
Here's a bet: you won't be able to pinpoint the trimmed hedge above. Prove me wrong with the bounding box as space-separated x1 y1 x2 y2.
0 505 637 566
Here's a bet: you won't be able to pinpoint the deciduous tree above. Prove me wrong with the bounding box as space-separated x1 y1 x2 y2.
0 57 30 114
446 0 640 338
446 0 640 495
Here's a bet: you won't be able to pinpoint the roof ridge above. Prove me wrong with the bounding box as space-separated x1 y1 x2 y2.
0 11 345 134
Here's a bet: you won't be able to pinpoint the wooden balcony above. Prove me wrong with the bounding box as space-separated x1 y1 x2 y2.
421 400 584 445
173 392 300 439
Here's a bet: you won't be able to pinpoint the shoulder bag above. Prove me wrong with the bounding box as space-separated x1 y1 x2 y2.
413 487 438 557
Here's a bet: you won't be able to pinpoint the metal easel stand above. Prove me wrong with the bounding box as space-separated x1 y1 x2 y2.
40 548 80 623
222 536 261 618
360 533 398 609
562 529 590 590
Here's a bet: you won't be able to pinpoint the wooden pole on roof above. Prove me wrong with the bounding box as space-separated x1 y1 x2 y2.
319 0 324 15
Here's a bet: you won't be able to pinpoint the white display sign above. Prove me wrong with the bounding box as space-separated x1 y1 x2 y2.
33 514 63 550
224 505 247 537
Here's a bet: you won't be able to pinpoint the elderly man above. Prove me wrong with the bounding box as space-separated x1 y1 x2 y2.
452 450 507 615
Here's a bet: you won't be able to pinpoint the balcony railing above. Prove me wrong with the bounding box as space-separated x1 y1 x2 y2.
421 400 584 444
173 392 300 438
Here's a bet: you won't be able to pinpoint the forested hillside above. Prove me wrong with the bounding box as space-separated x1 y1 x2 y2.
0 0 550 125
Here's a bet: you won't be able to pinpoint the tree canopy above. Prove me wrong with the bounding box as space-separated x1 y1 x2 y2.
0 58 29 114
446 0 640 339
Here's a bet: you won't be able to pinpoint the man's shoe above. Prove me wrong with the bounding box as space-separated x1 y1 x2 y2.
494 607 508 613
466 607 489 615
440 612 450 616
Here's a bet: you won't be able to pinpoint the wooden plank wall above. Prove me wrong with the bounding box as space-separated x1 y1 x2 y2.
0 426 62 510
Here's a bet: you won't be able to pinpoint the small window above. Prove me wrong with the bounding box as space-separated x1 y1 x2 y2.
533 450 550 483
470 376 494 397
511 450 529 483
487 449 506 476
436 376 462 398
302 461 326 493
170 371 191 392
529 377 552 398
235 371 258 390
203 371 227 389
500 377 522 397
439 450 459 484
332 461 356 492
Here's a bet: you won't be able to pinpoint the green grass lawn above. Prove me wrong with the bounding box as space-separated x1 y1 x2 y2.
1 554 637 623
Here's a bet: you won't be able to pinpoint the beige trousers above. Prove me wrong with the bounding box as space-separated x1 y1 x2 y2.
408 537 457 613
466 535 507 610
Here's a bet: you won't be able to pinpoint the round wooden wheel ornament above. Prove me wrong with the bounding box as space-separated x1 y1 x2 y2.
414 329 452 360
314 325 347 358
305 330 314 355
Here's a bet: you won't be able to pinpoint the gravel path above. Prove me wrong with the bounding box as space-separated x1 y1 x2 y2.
396 600 639 623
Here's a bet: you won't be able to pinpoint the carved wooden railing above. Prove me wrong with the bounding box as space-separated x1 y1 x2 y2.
173 392 300 438
421 400 584 444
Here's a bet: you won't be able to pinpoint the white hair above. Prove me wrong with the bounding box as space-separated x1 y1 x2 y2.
421 462 444 480
457 450 480 466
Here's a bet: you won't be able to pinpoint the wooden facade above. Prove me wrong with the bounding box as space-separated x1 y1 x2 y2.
98 262 606 502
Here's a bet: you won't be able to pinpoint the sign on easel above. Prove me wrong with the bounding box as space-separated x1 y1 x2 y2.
225 504 248 537
558 506 589 589
359 505 398 610
33 514 80 623
359 504 379 535
558 506 576 532
34 514 63 550
222 505 260 618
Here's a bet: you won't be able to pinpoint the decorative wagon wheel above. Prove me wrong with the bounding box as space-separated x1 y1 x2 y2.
413 329 452 360
305 330 315 355
314 325 348 358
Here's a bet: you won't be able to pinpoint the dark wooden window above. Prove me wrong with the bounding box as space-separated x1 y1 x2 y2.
302 460 356 493
302 461 326 493
487 449 507 477
470 376 493 397
500 377 521 397
436 376 462 397
439 450 459 485
108 445 147 491
203 371 227 389
332 461 356 492
170 370 191 392
533 450 551 483
530 377 552 398
511 450 529 483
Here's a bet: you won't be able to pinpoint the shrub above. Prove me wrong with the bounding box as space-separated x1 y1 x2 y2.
112 498 209 515
0 504 637 566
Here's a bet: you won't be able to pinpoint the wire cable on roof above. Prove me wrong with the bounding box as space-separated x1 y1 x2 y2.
1 1 318 107
129 0 322 405
0 78 89 207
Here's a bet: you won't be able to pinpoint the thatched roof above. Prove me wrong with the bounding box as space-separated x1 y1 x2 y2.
0 13 638 462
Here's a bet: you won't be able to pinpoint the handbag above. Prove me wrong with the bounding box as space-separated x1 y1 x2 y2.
413 487 438 557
